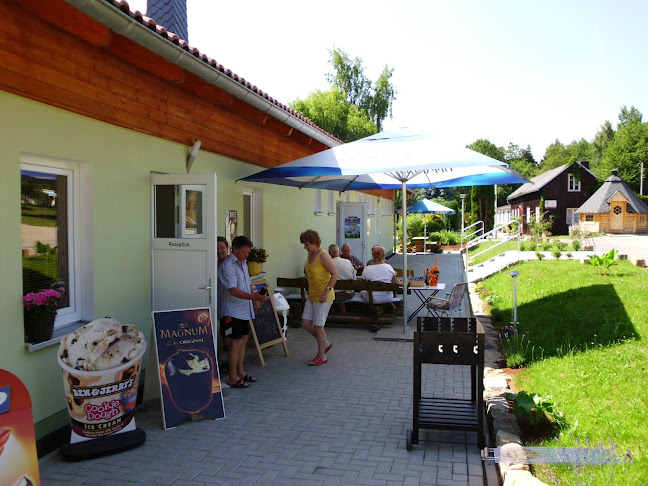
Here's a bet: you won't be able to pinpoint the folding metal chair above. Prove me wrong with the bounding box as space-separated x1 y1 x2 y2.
425 282 468 317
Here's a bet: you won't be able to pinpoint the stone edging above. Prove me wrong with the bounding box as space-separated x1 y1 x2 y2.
469 283 549 486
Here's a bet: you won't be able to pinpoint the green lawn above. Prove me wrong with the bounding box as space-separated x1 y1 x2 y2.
479 260 648 484
467 240 519 265
21 204 57 227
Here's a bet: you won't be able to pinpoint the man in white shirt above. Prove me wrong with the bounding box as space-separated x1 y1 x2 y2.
329 244 355 311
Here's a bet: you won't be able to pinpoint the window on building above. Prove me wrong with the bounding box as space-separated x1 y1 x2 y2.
21 158 86 328
568 174 581 192
382 199 393 216
566 208 579 226
585 214 594 222
368 196 376 216
327 191 335 215
313 189 322 214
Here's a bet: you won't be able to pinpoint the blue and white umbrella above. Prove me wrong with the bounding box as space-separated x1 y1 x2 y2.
407 199 456 244
239 129 527 335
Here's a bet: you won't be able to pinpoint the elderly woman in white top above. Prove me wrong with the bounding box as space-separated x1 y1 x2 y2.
360 245 397 304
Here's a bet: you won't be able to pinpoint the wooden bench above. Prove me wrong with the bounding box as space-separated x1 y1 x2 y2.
276 277 402 332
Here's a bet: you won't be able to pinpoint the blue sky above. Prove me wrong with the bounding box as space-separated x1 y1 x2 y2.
128 0 648 160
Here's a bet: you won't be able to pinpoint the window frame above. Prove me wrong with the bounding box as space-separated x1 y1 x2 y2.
21 157 82 328
568 173 581 192
585 214 594 222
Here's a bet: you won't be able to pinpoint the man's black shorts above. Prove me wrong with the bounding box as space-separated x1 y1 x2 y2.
220 316 250 339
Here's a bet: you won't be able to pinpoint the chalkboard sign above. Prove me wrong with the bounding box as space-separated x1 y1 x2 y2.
249 280 289 365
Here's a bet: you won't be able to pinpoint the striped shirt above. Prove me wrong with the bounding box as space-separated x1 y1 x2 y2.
217 254 255 320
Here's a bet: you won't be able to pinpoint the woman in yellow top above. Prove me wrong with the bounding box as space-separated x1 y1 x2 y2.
300 229 338 366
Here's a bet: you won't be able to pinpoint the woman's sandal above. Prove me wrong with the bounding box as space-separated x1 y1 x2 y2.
242 374 257 383
229 378 249 389
325 343 333 353
308 357 327 366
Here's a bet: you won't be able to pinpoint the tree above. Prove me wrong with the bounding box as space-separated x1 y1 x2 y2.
592 120 615 170
317 47 397 135
505 143 538 179
466 139 500 228
600 106 648 192
291 88 378 142
540 140 571 172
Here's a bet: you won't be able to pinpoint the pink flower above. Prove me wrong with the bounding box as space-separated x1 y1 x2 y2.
23 288 62 311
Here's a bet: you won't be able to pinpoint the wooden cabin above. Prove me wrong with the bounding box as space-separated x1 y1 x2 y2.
576 169 648 234
507 161 598 235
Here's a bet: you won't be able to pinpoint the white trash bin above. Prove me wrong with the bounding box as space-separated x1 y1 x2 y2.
272 293 290 337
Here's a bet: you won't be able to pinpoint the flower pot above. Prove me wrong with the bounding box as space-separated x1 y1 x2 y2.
25 311 56 343
247 261 262 276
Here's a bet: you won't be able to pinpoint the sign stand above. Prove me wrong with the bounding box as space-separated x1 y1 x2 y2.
151 308 225 430
249 280 289 366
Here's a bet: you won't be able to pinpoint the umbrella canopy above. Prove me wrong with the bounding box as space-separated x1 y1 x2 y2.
407 199 456 214
238 129 527 336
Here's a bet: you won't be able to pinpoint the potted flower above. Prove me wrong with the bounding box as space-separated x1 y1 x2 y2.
426 256 440 286
246 247 268 276
23 287 64 343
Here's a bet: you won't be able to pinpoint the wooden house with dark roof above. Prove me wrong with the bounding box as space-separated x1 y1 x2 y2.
506 161 598 235
576 169 648 234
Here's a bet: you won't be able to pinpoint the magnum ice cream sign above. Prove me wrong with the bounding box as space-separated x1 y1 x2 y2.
152 308 225 429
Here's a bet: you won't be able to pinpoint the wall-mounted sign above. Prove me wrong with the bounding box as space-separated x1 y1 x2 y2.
0 369 40 485
226 210 237 248
152 308 225 430
344 216 361 239
545 200 557 209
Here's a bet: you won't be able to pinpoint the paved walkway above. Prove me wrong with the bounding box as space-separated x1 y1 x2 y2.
39 251 485 485
39 325 484 485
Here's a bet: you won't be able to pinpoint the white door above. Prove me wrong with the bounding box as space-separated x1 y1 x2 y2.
337 201 368 264
151 173 217 318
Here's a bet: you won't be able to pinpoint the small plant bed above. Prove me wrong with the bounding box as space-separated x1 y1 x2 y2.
506 391 565 445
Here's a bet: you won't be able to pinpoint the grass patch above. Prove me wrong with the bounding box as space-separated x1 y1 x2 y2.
467 240 519 265
21 204 57 227
479 260 648 484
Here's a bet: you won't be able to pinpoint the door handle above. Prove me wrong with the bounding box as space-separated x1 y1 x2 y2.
198 278 212 303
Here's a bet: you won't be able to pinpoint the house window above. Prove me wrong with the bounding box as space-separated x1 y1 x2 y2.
526 206 531 224
568 174 581 192
327 191 335 215
21 159 83 328
566 208 579 226
313 189 322 215
585 214 594 222
535 207 540 223
382 199 393 216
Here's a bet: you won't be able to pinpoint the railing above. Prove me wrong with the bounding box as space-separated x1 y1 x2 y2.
464 222 521 270
461 221 484 248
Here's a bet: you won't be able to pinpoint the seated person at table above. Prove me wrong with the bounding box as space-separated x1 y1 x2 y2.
341 244 364 273
360 245 397 304
329 244 355 309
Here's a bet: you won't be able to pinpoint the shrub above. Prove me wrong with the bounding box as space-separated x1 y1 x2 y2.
527 242 537 251
519 242 526 251
566 252 573 259
429 230 461 245
541 242 553 251
571 240 582 251
499 326 531 368
536 251 545 260
589 249 618 275
552 249 562 259
505 391 566 431
555 241 567 251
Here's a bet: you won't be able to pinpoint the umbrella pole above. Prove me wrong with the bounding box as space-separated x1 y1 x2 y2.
401 181 408 337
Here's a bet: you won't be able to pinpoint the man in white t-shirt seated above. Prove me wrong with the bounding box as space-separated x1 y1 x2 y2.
328 244 356 311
